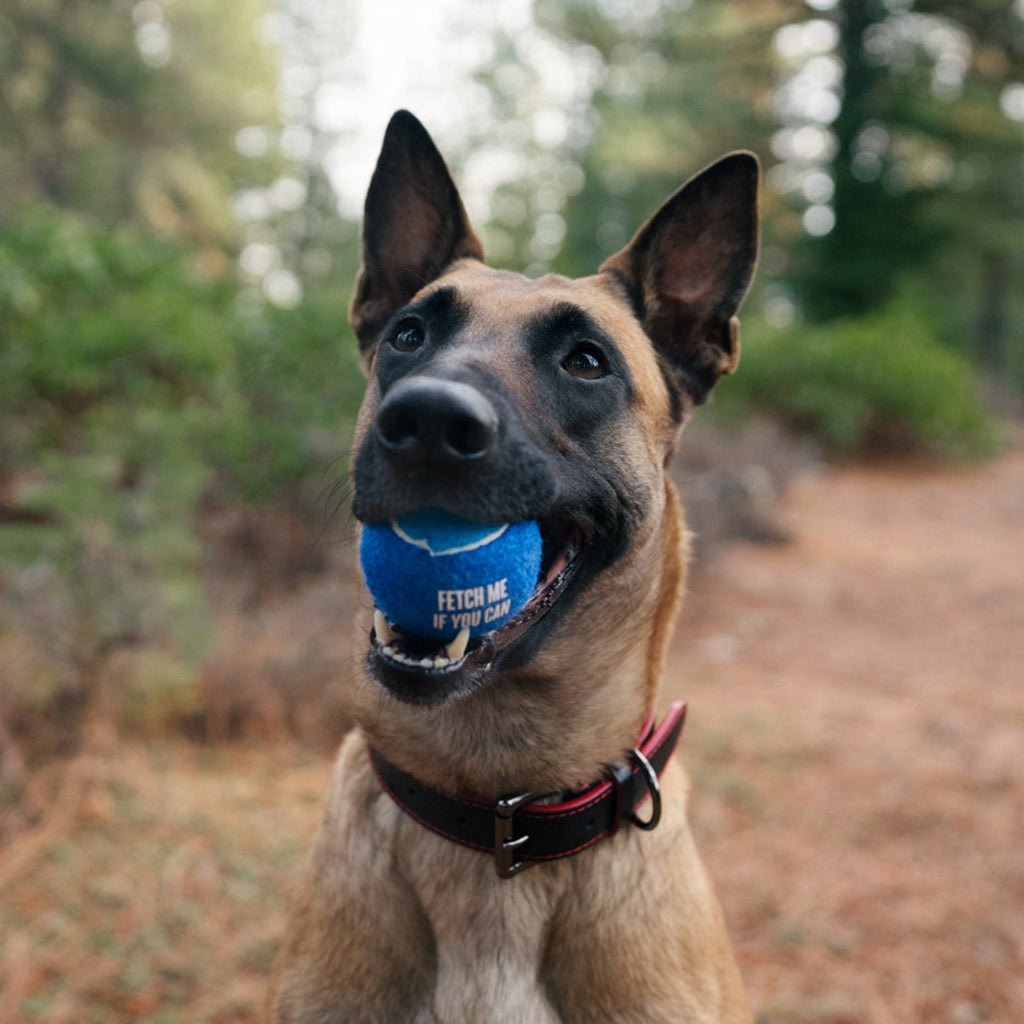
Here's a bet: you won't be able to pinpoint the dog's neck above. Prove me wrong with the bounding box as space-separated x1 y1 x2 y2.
352 480 688 801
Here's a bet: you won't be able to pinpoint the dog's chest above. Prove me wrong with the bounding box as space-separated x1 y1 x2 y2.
392 811 564 1022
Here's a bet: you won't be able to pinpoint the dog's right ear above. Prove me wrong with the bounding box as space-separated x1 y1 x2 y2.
601 152 759 410
351 110 483 361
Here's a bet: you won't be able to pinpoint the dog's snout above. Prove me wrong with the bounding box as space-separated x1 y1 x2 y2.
376 377 498 464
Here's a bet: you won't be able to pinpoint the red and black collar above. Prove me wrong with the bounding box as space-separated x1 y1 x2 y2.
369 700 687 878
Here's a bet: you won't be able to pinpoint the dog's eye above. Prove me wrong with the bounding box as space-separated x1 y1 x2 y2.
562 343 608 381
392 319 425 353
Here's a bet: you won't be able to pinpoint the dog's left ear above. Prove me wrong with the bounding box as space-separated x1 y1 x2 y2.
601 152 759 409
351 110 484 359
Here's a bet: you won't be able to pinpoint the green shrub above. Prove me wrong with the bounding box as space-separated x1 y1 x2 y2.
0 207 238 429
0 207 363 505
0 206 364 753
0 209 231 752
212 289 365 501
715 300 999 460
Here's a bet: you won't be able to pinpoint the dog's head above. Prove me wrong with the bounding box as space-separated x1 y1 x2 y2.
350 111 758 710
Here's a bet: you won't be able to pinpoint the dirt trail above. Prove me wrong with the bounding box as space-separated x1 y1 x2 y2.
668 437 1024 1023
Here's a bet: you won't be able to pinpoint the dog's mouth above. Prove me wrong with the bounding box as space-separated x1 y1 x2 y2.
367 519 582 706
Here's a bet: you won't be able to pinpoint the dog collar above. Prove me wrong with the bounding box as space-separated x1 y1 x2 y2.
369 700 687 878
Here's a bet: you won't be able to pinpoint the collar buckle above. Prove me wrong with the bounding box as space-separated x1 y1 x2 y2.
493 790 537 878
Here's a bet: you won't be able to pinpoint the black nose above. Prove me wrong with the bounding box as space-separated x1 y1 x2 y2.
375 376 498 465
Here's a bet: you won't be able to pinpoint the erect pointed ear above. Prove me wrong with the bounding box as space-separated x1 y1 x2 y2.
601 152 759 410
350 110 483 357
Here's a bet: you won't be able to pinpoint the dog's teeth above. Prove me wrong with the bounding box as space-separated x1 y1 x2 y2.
444 628 471 662
374 610 397 645
378 633 462 670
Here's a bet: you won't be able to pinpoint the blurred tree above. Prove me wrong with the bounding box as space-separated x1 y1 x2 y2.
534 0 1024 388
0 0 367 757
220 0 370 506
915 0 1024 382
466 7 601 275
534 0 792 279
0 0 280 251
786 0 940 320
232 0 363 305
790 0 1024 366
0 209 241 755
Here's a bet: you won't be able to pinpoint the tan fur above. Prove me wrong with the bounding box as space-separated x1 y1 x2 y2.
270 255 752 1023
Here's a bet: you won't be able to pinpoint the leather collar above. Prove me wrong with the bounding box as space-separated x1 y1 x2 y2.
369 701 687 878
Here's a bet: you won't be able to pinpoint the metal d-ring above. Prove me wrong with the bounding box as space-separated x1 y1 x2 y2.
627 748 662 831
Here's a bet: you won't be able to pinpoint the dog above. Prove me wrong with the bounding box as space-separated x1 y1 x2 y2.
270 110 759 1023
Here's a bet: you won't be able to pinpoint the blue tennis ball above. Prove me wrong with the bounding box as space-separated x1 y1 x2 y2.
360 509 542 641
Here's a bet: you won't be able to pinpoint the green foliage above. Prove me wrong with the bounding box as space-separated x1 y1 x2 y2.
0 204 363 506
3 0 1019 761
0 208 362 748
0 0 280 244
0 206 236 424
0 208 234 736
213 289 365 501
715 300 999 460
0 0 363 751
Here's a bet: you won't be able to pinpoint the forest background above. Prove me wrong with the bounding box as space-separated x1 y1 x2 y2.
1 1 1022 1021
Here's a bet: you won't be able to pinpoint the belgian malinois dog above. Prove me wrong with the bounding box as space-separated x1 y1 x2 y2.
271 110 759 1023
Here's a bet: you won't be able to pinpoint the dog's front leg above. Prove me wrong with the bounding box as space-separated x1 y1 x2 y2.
270 732 437 1024
543 762 752 1024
